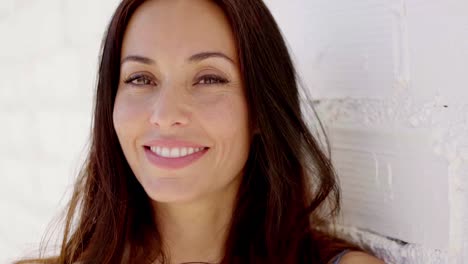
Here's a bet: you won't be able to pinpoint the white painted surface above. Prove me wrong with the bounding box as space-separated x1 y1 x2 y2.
0 0 121 262
1 0 467 263
265 0 468 263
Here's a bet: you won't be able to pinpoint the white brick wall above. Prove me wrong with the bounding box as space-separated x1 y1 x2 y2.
265 0 468 263
1 0 467 263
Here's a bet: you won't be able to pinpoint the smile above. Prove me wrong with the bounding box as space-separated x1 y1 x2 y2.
149 146 206 158
144 146 210 169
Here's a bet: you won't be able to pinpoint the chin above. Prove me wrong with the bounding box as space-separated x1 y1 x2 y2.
148 192 200 204
141 178 202 204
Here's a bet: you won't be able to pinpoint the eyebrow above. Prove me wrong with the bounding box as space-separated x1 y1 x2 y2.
120 51 235 66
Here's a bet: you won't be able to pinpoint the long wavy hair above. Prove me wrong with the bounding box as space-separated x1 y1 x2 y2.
16 0 363 263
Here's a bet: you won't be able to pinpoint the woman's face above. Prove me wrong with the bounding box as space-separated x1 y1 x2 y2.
113 0 251 203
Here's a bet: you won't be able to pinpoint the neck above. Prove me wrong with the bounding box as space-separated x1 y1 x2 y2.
153 180 240 264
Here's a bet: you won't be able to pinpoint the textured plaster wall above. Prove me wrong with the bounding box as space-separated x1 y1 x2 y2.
1 0 467 263
265 0 468 263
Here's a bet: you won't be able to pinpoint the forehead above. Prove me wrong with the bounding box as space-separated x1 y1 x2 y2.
121 0 238 63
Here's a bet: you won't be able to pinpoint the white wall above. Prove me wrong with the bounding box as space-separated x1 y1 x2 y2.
0 0 121 262
1 0 467 263
265 0 468 263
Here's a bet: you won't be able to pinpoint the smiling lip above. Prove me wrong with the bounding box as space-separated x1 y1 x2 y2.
144 146 209 169
143 138 209 170
144 139 208 149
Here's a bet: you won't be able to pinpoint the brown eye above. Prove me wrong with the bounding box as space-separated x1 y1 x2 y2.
124 74 156 86
197 75 228 85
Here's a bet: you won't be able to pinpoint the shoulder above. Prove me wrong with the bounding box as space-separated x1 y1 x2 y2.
338 251 385 264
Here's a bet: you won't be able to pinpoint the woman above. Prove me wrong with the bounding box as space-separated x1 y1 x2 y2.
16 0 384 263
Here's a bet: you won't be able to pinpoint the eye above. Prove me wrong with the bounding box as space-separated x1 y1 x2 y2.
196 75 229 86
123 73 156 86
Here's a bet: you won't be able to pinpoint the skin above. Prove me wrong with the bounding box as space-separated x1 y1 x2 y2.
339 251 386 264
113 0 250 262
113 0 384 263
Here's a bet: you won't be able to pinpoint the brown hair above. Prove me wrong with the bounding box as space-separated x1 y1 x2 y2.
16 0 363 263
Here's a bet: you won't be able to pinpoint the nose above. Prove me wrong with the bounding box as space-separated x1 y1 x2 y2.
149 86 190 130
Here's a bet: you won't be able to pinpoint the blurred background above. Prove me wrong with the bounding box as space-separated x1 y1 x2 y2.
1 0 467 263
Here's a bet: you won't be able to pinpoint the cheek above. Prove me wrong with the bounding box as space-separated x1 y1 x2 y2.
113 94 146 143
206 95 251 184
197 93 249 141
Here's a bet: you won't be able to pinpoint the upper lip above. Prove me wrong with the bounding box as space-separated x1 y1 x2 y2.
144 139 209 149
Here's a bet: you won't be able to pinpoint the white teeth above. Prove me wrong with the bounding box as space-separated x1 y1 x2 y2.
188 148 194 155
149 146 205 158
162 147 170 157
181 147 187 156
170 148 180 157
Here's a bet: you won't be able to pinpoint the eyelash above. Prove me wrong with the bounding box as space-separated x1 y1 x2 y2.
197 74 229 85
123 74 155 86
123 74 229 87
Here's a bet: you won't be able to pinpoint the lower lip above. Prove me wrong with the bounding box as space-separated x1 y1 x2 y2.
144 147 209 169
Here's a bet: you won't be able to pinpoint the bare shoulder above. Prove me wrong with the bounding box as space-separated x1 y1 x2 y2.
339 251 385 264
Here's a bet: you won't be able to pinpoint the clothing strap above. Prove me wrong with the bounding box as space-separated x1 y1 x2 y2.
331 249 351 264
